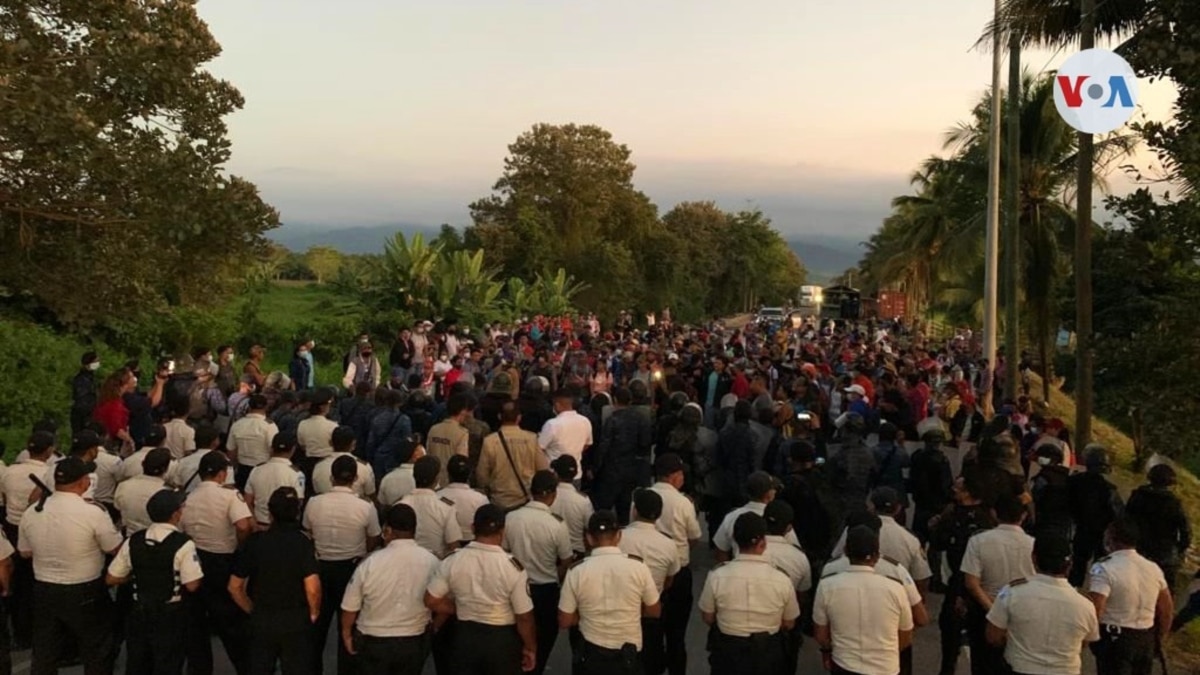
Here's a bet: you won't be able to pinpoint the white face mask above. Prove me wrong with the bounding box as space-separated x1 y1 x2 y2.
439 355 449 362
87 362 100 371
1037 456 1052 466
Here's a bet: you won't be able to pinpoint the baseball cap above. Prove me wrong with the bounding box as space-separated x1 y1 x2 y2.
530 470 558 497
26 431 56 454
745 471 776 500
71 430 103 454
870 486 902 513
763 500 794 531
586 510 621 535
1033 535 1072 572
845 524 881 559
473 504 507 537
272 431 297 453
844 509 883 532
141 447 172 476
331 425 357 449
845 384 866 397
331 455 359 483
146 490 186 523
54 456 96 484
550 455 578 481
732 512 768 549
632 488 663 521
653 453 685 479
311 388 334 407
198 451 230 478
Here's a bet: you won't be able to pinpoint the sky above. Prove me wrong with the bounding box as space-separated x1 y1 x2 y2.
195 0 1178 239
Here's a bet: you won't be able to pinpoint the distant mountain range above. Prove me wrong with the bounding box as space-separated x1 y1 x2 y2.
269 223 864 285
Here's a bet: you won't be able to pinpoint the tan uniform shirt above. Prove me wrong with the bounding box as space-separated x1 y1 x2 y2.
18 492 124 584
114 475 166 535
426 420 469 488
170 449 235 493
559 547 660 649
502 501 572 585
227 414 278 468
713 502 799 556
475 427 547 509
378 464 416 506
181 481 252 554
646 481 702 567
312 453 377 499
1 459 48 527
551 483 594 553
426 542 534 625
1086 549 1168 630
342 539 440 637
987 575 1100 675
961 524 1037 599
303 487 382 561
698 554 800 637
297 416 338 460
833 515 932 581
92 452 122 505
437 483 489 541
764 535 812 593
400 489 462 559
813 565 914 675
245 458 305 524
162 419 196 460
823 555 923 608
618 522 680 592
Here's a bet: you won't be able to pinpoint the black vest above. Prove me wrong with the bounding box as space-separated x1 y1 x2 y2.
129 529 190 605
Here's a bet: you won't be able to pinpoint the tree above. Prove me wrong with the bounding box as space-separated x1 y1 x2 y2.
304 246 344 284
432 224 465 254
0 0 279 327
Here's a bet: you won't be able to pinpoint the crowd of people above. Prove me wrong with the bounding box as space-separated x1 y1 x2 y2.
2 311 1194 675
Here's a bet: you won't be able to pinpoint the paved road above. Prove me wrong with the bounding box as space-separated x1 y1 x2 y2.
13 525 1098 675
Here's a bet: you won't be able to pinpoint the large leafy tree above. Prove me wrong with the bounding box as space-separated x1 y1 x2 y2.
0 0 279 327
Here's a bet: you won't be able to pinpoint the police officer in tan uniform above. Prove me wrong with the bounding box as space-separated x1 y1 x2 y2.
244 431 305 528
814 525 915 675
437 456 489 544
1085 517 1174 675
341 504 440 675
179 451 253 675
401 456 462 558
426 393 472 487
475 402 547 510
985 536 1100 675
698 512 799 675
311 426 377 500
303 455 383 675
503 470 573 675
560 510 661 675
425 504 537 675
618 489 679 674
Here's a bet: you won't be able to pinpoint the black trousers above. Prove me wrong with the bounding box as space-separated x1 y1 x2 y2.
707 631 785 675
451 621 521 675
431 617 456 675
591 467 635 525
188 551 249 675
938 591 966 675
1069 528 1106 587
126 602 188 675
661 566 692 675
1091 626 1156 675
357 634 429 675
0 598 12 675
573 640 642 675
639 619 663 675
831 665 868 675
967 601 1010 675
313 559 359 675
247 612 312 675
31 579 115 675
234 465 254 492
529 583 560 675
2 523 31 648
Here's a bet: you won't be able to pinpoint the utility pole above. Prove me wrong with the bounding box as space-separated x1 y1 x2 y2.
1004 31 1022 400
1075 0 1096 446
982 0 1003 418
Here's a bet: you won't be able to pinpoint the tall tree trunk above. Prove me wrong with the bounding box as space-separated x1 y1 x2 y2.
1003 32 1022 401
1075 0 1096 445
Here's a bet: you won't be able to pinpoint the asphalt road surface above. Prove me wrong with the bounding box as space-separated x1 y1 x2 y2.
12 525 1099 675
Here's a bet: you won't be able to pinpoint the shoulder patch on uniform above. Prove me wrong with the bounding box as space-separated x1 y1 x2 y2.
882 555 900 566
440 496 455 506
626 553 644 562
1009 577 1028 586
551 512 564 522
509 556 524 571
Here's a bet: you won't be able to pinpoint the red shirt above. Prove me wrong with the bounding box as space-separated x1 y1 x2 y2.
732 372 750 399
93 398 129 438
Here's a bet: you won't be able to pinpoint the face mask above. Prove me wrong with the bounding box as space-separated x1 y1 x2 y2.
1037 456 1052 466
298 350 308 356
87 362 100 371
439 355 448 362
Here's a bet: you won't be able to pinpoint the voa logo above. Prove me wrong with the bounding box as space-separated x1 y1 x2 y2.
1053 48 1138 134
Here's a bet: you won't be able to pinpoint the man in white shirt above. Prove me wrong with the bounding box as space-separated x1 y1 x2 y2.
400 456 462 559
226 394 278 490
713 472 799 561
303 455 382 674
963 493 1036 674
619 489 679 675
114 448 172 535
815 525 914 675
549 456 593 556
244 432 305 527
296 389 338 490
437 456 488 543
341 503 440 675
832 487 932 594
312 426 377 499
986 536 1100 675
378 442 421 508
538 390 592 464
161 401 196 460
